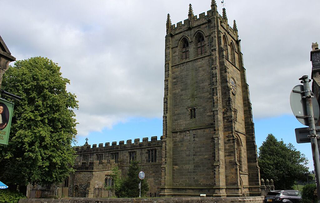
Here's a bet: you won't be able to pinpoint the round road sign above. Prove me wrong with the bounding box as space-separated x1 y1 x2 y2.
138 171 145 180
290 84 320 126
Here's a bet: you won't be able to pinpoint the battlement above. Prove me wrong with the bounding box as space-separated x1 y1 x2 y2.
74 136 163 153
169 8 237 37
171 10 213 31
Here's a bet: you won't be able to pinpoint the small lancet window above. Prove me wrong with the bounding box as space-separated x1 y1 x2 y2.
181 38 189 60
190 108 196 119
129 151 136 163
147 149 157 163
196 33 205 56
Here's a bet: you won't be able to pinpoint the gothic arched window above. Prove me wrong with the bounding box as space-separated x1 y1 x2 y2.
196 33 205 56
181 38 189 60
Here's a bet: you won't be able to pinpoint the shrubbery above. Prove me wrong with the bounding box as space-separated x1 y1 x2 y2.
0 190 25 203
302 184 316 203
111 161 149 198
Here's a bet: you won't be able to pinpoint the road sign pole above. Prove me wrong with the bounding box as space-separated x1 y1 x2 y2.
300 75 320 203
138 171 145 198
139 181 141 198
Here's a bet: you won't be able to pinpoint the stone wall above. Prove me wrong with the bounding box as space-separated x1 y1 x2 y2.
70 136 162 198
19 196 265 203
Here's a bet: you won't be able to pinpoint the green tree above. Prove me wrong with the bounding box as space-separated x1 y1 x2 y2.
118 161 149 197
258 134 309 189
109 166 122 197
302 184 317 203
0 57 78 187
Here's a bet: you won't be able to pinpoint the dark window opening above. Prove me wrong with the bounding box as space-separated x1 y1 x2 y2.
197 34 205 56
111 153 119 163
190 108 196 119
147 149 157 163
105 176 113 188
181 39 189 60
74 186 79 197
129 151 136 163
64 177 69 187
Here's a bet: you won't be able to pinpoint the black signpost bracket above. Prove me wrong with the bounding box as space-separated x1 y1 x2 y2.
0 89 21 101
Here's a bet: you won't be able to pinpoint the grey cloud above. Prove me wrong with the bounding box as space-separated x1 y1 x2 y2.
1 0 320 136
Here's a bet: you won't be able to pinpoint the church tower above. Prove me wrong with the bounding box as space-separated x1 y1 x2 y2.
161 1 260 196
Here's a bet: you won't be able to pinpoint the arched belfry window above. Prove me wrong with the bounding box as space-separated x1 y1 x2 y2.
222 35 228 60
230 42 236 65
196 33 205 56
181 38 189 60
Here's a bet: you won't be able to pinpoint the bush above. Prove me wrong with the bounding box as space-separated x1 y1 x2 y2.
117 161 149 197
302 184 316 203
0 190 25 203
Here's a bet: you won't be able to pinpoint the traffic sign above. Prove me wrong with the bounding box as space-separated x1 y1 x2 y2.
138 171 145 180
290 84 320 126
295 127 320 143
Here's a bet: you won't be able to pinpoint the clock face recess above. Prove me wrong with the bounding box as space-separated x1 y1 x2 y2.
230 78 236 94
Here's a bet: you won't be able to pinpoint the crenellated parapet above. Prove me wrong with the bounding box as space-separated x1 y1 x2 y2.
167 6 238 39
169 10 214 34
74 136 163 153
73 135 163 172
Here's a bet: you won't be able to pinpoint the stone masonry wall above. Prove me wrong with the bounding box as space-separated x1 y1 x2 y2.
162 1 260 196
71 136 162 198
19 196 265 203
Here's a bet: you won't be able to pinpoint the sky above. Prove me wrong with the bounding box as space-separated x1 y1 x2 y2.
1 0 319 169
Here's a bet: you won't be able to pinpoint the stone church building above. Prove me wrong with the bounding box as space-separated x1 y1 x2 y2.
36 0 261 198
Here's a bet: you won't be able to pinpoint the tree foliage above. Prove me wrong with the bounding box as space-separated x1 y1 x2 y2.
109 166 122 197
302 184 317 203
0 190 25 203
118 161 149 197
258 134 309 189
0 57 78 187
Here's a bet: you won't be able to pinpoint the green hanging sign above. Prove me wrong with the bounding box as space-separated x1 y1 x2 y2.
0 98 14 145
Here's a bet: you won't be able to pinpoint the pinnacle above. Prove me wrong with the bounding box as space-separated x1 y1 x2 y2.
188 4 194 17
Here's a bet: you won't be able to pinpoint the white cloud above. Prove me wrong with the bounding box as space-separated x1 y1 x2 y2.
1 0 320 136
